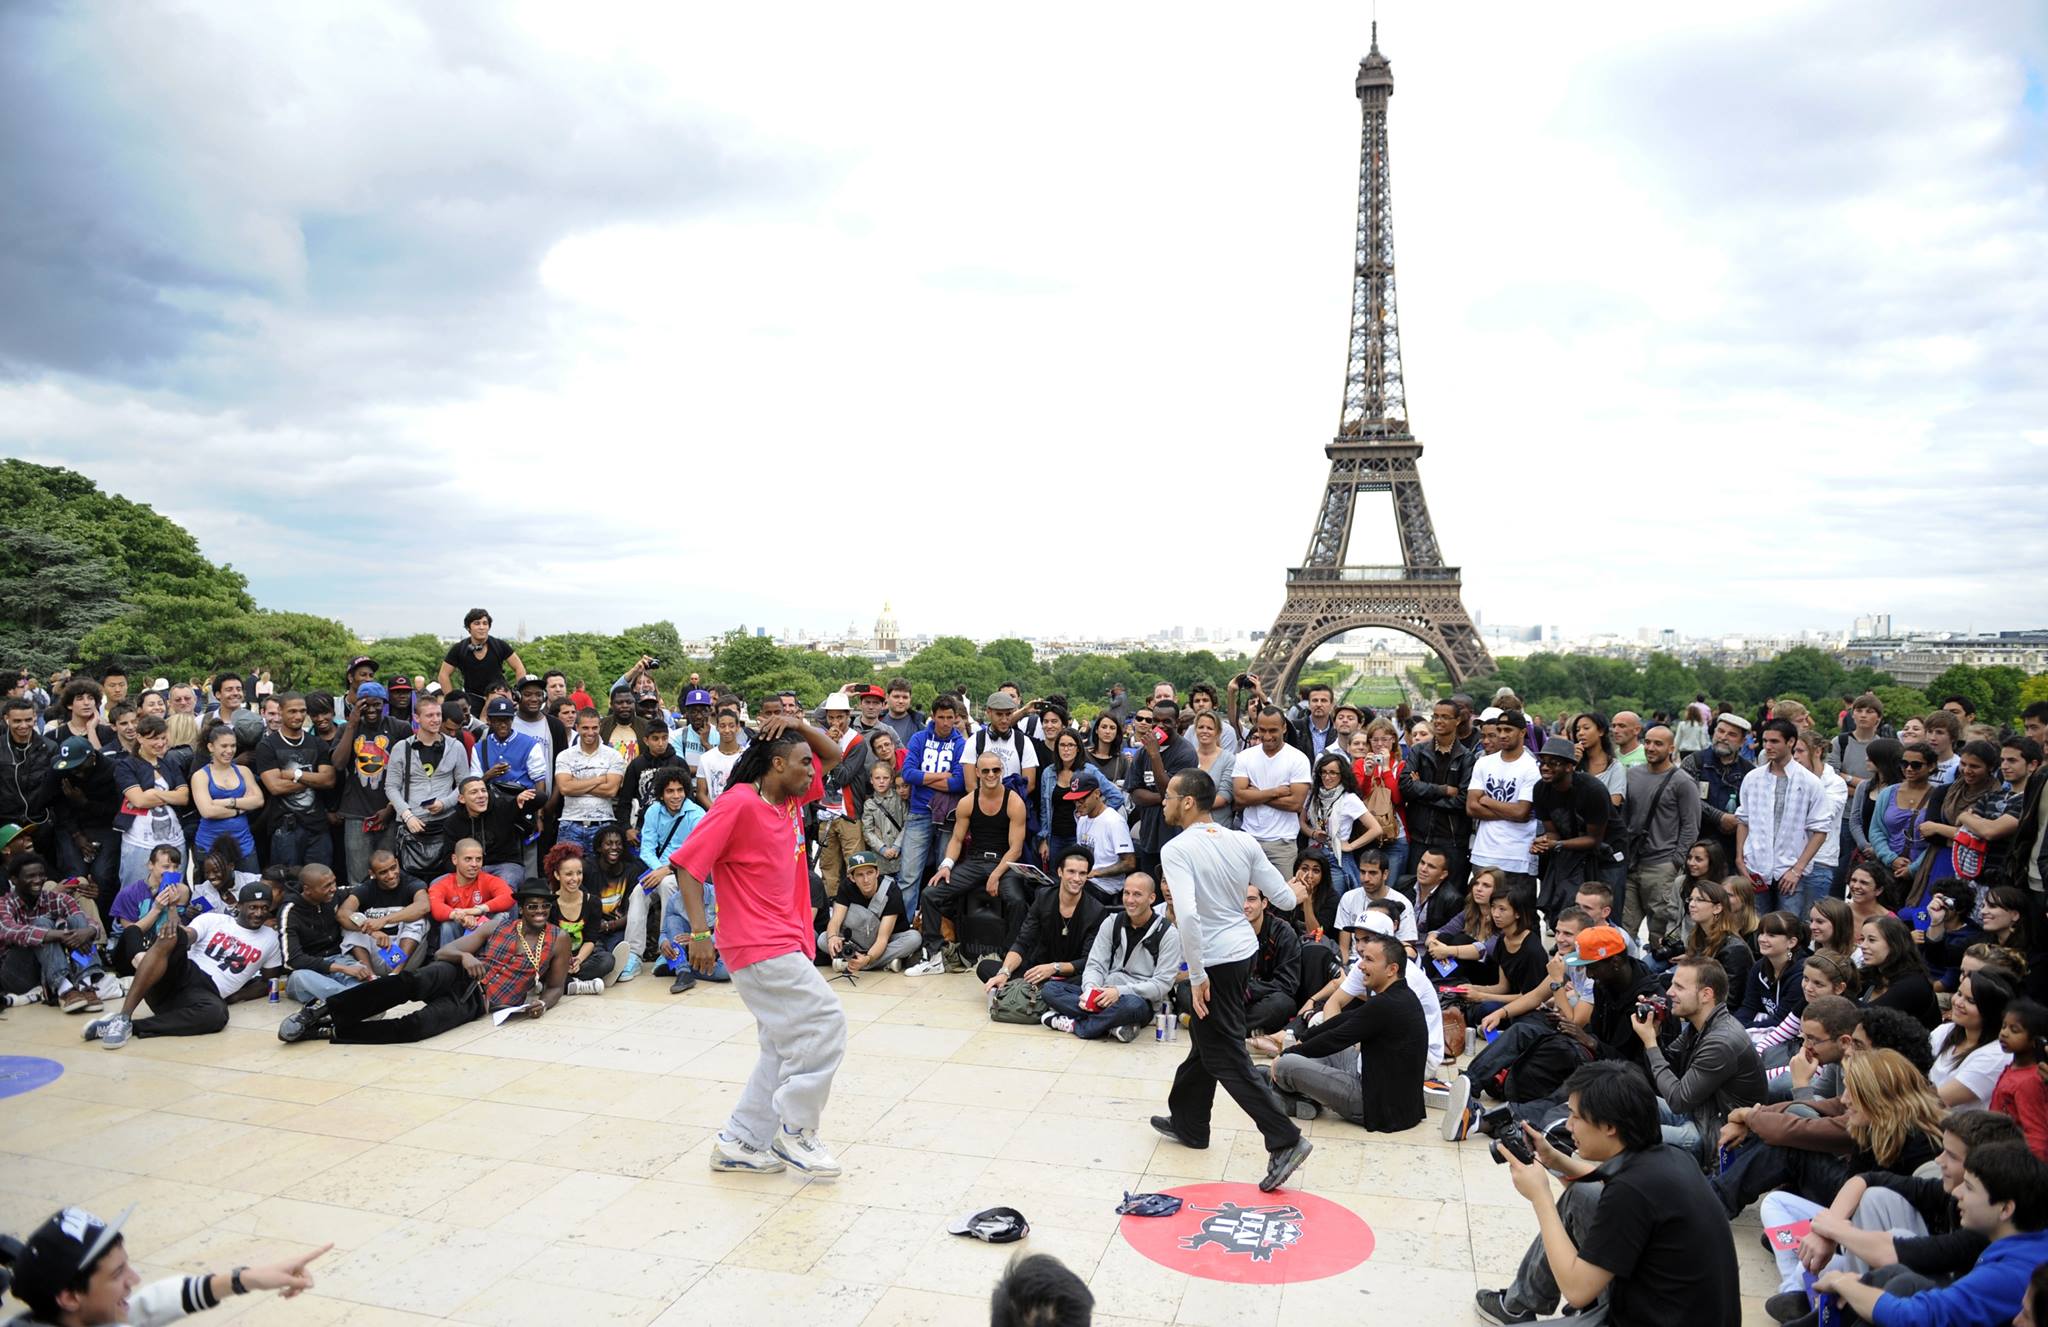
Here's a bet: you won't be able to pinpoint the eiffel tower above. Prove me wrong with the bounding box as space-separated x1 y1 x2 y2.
1251 28 1494 691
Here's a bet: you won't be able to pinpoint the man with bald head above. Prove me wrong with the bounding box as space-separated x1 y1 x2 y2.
1623 725 1700 950
427 839 515 947
1612 712 1646 768
279 864 375 1003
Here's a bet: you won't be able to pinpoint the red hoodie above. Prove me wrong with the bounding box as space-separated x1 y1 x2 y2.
428 870 514 922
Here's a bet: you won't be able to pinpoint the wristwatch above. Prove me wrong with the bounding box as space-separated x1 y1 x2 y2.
1547 979 1565 993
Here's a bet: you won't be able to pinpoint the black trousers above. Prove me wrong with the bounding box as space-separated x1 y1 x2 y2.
919 856 1028 950
131 946 230 1039
1167 955 1302 1152
326 961 487 1044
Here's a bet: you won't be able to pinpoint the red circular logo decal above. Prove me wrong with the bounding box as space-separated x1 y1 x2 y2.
1118 1182 1374 1284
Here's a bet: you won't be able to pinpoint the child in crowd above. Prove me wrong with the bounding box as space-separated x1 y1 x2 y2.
1994 999 2048 1160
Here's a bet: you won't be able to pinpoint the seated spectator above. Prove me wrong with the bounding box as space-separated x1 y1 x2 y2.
0 852 107 1013
1464 881 1550 1035
1931 884 2042 999
105 844 186 976
1715 1003 1939 1216
1413 845 1467 937
819 852 921 976
1068 772 1135 906
637 807 733 994
1479 1060 1741 1325
1281 850 1341 941
1632 955 1767 1162
979 847 1108 1001
1859 913 1941 1029
1764 991 1861 1109
1736 909 1810 1034
1264 909 1442 1066
426 839 515 948
585 825 647 979
1992 998 2048 1158
1041 872 1179 1042
1811 1141 2048 1327
336 850 431 974
1757 951 1858 1087
449 774 530 888
1928 967 2016 1108
1241 881 1304 1035
1809 894 1859 966
279 882 570 1044
1681 877 1755 1006
544 842 613 994
1269 929 1425 1130
277 864 374 1003
912 752 1029 973
1570 879 1639 959
1789 1108 2027 1314
1332 850 1414 956
1754 1048 1945 1299
83 882 282 1048
1424 865 1501 987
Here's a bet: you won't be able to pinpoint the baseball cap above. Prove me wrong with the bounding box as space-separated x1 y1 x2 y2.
0 823 25 852
484 697 516 718
1357 910 1398 937
348 655 377 674
150 677 171 692
858 685 885 700
514 673 546 691
1564 925 1629 967
983 691 1018 712
1477 706 1504 723
947 1206 1029 1244
387 675 414 694
422 681 444 697
1061 770 1106 800
8 1205 135 1305
355 681 389 702
52 735 95 772
682 688 713 707
238 881 277 908
846 851 880 873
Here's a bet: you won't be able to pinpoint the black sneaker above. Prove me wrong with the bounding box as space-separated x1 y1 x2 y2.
1110 1023 1140 1043
669 969 697 994
1765 1290 1816 1323
1259 1136 1313 1192
277 1000 332 1044
1473 1289 1538 1324
1149 1115 1207 1150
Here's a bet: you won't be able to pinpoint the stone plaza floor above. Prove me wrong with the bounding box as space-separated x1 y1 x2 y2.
0 968 1778 1324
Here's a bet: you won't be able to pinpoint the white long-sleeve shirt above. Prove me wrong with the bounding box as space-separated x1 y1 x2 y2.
1735 759 1834 880
1160 819 1295 985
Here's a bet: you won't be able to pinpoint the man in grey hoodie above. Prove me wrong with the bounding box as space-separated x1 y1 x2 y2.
1039 872 1180 1042
1631 954 1766 1165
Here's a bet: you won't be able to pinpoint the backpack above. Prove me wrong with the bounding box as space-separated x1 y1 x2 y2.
1501 1027 1595 1104
970 728 1041 834
990 978 1047 1024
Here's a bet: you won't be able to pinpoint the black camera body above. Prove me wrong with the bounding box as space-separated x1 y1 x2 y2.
1488 1128 1536 1166
645 656 665 671
1634 993 1671 1024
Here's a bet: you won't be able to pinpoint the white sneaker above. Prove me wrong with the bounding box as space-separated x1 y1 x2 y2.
710 1132 786 1173
904 951 947 976
83 1012 131 1048
771 1125 842 1177
567 978 605 996
3 988 45 1008
95 972 125 1001
1042 1014 1076 1034
886 958 906 973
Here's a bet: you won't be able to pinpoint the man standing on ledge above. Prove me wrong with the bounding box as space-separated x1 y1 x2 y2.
665 713 846 1179
1151 767 1314 1192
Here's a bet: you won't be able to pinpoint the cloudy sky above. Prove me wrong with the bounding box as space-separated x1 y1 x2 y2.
4 1 2044 648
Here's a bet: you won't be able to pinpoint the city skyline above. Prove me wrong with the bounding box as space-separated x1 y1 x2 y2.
4 3 2044 642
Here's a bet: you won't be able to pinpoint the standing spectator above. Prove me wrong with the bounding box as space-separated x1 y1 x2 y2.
0 696 55 845
1467 709 1541 890
50 735 122 898
1529 736 1611 931
1287 682 1337 761
1685 714 1755 867
437 608 525 705
878 678 923 746
1624 724 1700 951
1122 701 1198 879
1735 718 1834 916
189 726 261 863
331 682 411 891
1402 698 1477 892
250 692 337 869
555 709 625 857
1233 706 1312 881
113 716 189 887
694 709 746 806
896 695 967 912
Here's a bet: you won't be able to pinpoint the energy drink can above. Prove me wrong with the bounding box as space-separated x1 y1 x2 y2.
267 977 283 1002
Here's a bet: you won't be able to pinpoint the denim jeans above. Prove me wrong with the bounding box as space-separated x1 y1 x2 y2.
658 879 730 979
895 811 941 922
1040 980 1154 1039
557 820 606 857
1657 1098 1702 1158
271 818 335 869
285 967 364 1003
55 825 121 894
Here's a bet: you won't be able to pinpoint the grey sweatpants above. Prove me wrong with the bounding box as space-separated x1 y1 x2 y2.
726 951 848 1149
1272 1046 1365 1125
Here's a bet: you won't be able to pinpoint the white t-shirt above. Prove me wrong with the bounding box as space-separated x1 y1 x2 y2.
1335 887 1417 943
1313 790 1367 851
697 746 742 805
1079 809 1135 890
965 725 1040 784
1929 1023 2011 1109
1233 743 1312 842
1161 820 1296 985
120 766 185 852
555 742 627 824
1338 949 1444 1067
1468 750 1541 873
186 911 281 998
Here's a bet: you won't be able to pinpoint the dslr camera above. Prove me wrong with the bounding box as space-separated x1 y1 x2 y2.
1634 992 1671 1024
644 656 665 671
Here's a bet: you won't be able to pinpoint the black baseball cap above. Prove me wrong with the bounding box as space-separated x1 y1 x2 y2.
8 1205 134 1304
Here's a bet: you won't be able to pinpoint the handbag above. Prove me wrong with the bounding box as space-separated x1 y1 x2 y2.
395 743 449 878
989 979 1047 1025
1363 779 1399 842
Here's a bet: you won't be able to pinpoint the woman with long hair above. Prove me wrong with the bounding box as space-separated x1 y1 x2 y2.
1736 910 1810 1033
1858 913 1939 1028
1807 896 1858 963
1573 711 1628 886
1929 966 2016 1108
1684 839 1728 895
1087 712 1130 788
1870 741 1938 890
1683 877 1754 1001
1302 752 1375 892
1355 718 1408 887
1844 736 1905 874
1756 1048 1944 1296
1188 711 1237 831
545 841 613 991
1843 863 1893 939
1935 885 2043 999
589 823 638 975
1426 865 1500 986
1467 882 1546 1034
1283 850 1340 941
1722 879 1761 949
1753 949 1858 1066
1914 740 2017 895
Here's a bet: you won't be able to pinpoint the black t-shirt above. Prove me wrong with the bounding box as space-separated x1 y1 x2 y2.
1531 770 1610 846
337 717 415 818
344 873 427 917
443 636 516 698
1122 736 1197 853
1575 1143 1742 1326
250 729 333 824
1496 930 1548 999
833 878 907 925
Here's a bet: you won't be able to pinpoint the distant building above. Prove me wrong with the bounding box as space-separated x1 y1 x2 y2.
873 603 900 654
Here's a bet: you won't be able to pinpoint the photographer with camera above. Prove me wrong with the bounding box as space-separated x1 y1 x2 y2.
1631 955 1767 1162
1476 1060 1742 1325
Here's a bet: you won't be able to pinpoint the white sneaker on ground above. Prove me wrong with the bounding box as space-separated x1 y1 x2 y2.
710 1132 786 1173
1038 1011 1076 1034
886 957 906 973
772 1125 842 1177
1440 1074 1475 1141
904 951 947 976
96 972 125 1000
567 978 605 996
1423 1077 1451 1109
3 988 46 1008
83 1012 131 1048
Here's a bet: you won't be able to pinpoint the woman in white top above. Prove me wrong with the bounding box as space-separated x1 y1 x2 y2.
1189 711 1237 830
1928 967 2016 1108
1301 752 1376 893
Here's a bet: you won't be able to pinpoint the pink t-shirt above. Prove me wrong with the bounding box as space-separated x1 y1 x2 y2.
671 762 824 970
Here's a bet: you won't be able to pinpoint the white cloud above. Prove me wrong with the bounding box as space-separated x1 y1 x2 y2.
4 0 2045 649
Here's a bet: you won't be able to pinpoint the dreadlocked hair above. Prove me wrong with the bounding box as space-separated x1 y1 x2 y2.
728 732 806 789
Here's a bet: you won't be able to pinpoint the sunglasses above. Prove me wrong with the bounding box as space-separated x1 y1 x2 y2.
1901 760 1929 769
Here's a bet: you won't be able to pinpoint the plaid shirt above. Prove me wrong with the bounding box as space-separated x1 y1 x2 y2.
0 888 87 949
474 918 559 1010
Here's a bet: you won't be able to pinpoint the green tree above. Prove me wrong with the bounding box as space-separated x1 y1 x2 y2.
1924 665 1995 721
1872 685 1930 725
0 527 129 675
